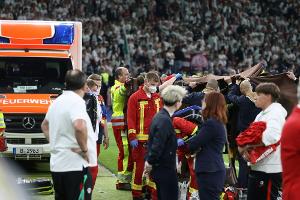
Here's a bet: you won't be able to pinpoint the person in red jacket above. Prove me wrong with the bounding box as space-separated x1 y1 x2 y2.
127 71 162 200
173 117 199 199
281 104 300 200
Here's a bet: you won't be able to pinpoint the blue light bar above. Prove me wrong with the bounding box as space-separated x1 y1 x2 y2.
0 36 10 43
43 24 74 45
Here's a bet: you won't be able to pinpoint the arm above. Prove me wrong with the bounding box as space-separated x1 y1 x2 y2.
73 119 88 152
187 120 215 153
226 83 243 105
41 119 49 141
262 115 285 146
127 94 137 141
102 120 109 149
100 101 109 149
158 76 176 93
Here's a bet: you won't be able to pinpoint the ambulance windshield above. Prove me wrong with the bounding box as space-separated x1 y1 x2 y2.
0 57 72 94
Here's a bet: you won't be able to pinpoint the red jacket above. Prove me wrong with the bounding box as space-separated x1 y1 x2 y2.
173 117 198 140
127 86 162 142
281 107 300 200
173 117 198 160
236 121 279 164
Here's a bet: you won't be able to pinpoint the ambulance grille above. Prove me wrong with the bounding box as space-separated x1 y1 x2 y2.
4 114 45 133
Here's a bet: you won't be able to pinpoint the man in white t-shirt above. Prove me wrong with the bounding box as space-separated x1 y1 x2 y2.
41 69 96 200
239 82 287 200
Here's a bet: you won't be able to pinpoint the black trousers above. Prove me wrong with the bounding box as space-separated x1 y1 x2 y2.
151 167 178 200
247 170 282 200
196 170 225 200
237 153 250 188
51 170 83 200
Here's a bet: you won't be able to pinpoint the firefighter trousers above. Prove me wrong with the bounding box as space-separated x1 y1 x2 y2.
112 126 133 183
131 143 157 200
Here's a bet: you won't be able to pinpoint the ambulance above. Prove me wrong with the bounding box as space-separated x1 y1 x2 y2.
0 21 82 160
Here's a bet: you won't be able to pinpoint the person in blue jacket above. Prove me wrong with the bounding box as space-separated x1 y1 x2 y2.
187 91 227 200
143 85 187 200
226 78 261 188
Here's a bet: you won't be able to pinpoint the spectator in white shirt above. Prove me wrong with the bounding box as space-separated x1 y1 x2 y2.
239 82 287 200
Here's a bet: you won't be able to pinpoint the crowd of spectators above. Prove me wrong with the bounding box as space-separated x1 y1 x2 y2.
1 0 300 77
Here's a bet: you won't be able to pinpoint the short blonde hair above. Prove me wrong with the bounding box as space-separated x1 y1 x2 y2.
161 85 187 106
88 73 102 81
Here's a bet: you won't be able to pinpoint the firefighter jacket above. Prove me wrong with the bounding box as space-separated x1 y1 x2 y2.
127 86 162 142
173 117 198 141
111 80 127 128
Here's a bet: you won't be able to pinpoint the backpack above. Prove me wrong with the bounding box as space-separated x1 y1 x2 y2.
173 105 202 125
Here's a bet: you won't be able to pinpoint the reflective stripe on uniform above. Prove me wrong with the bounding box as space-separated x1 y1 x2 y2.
112 122 125 127
136 134 148 141
139 101 148 135
128 129 136 134
132 162 143 191
121 129 129 175
191 126 198 135
146 178 156 190
175 129 181 134
189 187 198 196
154 98 160 113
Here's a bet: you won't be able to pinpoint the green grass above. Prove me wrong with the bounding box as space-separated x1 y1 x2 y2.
98 123 118 174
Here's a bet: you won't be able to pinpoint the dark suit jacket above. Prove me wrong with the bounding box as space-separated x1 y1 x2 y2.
227 83 261 132
146 108 177 169
188 118 226 173
182 91 205 107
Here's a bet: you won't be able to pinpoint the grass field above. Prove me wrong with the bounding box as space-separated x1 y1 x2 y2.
98 123 118 174
19 123 237 200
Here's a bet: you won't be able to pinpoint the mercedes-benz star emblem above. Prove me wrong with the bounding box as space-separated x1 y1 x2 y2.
22 117 36 129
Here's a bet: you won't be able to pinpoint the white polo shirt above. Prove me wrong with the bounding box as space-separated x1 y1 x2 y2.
251 102 287 173
46 91 97 172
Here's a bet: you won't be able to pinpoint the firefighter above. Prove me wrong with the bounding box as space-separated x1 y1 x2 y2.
111 67 132 189
127 71 162 200
173 117 199 200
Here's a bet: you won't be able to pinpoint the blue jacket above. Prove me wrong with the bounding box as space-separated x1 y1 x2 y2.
182 91 205 107
188 118 226 173
146 108 177 169
227 83 261 132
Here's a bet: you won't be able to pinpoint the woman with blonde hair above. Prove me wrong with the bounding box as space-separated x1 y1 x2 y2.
187 92 227 200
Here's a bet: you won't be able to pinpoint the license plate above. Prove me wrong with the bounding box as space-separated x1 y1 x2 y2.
15 147 42 155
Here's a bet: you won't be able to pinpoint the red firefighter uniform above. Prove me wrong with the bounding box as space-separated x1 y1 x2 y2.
111 79 133 186
127 86 162 199
173 117 199 199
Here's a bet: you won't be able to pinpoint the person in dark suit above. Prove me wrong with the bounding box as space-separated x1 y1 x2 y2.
226 78 261 188
144 85 187 200
187 92 227 200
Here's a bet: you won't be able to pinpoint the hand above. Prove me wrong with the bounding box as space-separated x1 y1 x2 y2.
124 78 132 89
71 148 89 163
224 77 232 84
177 138 185 147
142 161 152 179
188 82 197 88
103 136 109 150
175 73 182 80
177 161 182 174
287 71 297 81
130 139 138 148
